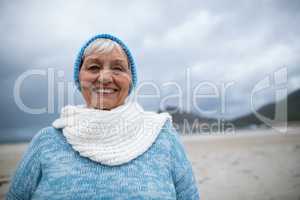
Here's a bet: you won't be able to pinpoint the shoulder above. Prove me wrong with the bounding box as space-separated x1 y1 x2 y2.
155 119 193 173
155 119 184 152
158 119 191 163
158 119 182 145
29 126 64 150
22 127 67 162
33 126 62 140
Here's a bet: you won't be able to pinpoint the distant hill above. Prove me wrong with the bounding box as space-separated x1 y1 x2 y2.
159 89 300 132
158 106 216 124
286 89 300 121
158 107 224 134
231 89 300 128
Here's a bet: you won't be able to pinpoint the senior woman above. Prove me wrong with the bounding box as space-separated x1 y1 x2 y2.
7 34 200 199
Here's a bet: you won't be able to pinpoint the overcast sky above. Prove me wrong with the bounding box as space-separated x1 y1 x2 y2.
0 0 299 137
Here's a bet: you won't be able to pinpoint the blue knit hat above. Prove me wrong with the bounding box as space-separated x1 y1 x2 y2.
73 34 138 93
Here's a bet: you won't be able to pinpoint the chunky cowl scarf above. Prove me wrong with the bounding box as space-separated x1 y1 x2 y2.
52 100 171 166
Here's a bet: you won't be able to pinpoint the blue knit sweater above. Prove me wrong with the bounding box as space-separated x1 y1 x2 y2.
6 121 199 200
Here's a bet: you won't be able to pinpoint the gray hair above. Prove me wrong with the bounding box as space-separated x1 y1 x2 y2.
83 38 123 58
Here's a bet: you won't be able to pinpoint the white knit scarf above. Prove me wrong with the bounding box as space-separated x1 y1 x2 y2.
52 98 171 166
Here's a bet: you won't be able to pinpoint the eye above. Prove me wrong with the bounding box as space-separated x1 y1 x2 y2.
112 65 125 71
87 65 100 72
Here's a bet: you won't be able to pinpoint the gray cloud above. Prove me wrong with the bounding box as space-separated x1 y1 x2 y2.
0 0 299 135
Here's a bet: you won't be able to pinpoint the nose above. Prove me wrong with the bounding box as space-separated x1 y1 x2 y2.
97 69 113 84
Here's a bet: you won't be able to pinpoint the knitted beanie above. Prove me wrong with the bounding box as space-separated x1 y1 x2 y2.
73 34 138 93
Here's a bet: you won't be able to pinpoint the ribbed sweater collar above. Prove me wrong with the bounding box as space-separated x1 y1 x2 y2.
52 99 171 166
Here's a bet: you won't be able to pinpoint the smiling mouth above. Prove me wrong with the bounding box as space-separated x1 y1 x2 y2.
92 88 118 95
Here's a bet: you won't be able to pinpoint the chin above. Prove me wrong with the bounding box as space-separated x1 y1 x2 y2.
89 102 117 110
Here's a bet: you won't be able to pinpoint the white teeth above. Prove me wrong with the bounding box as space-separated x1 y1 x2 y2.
94 89 115 94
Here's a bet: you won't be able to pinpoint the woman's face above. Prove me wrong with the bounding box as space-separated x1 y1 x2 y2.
79 46 131 110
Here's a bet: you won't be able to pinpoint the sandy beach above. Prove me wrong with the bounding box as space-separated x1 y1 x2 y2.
1 126 300 200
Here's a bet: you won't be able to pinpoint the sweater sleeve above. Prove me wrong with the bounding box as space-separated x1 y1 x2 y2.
167 122 200 200
6 128 45 200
